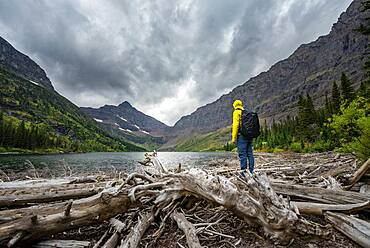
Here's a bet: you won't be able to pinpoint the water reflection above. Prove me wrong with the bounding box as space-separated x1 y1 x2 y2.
0 152 235 175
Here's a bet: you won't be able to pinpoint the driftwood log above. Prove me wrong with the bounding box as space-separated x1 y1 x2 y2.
172 210 202 248
271 182 370 204
0 187 138 246
292 201 370 216
325 212 370 248
0 187 103 207
345 158 370 189
32 239 91 248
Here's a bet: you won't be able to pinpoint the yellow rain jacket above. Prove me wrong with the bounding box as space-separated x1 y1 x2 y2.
231 100 244 143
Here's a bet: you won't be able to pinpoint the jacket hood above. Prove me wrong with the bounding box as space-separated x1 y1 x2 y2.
233 100 244 110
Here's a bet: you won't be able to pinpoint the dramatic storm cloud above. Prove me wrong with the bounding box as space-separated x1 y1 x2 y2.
0 0 352 125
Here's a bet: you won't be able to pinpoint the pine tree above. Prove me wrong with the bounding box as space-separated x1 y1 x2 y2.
305 93 316 124
16 121 26 148
0 112 4 146
331 81 341 113
29 126 37 149
3 121 15 147
324 93 332 116
297 95 309 140
340 72 354 102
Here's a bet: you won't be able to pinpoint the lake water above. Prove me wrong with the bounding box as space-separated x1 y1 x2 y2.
0 152 235 177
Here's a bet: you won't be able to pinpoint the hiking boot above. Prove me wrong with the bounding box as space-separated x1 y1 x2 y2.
239 170 246 178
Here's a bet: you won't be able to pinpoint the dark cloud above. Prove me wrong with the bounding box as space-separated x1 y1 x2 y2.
0 0 352 125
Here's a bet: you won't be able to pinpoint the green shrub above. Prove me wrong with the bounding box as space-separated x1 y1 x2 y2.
272 147 285 153
309 140 333 152
327 97 370 162
289 142 302 153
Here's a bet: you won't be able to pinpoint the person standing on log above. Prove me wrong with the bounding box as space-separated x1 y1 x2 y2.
231 99 255 176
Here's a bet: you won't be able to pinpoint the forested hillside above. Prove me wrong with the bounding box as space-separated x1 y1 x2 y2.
254 73 369 160
0 68 145 153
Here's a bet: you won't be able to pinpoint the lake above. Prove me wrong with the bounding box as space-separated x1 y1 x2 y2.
0 152 236 178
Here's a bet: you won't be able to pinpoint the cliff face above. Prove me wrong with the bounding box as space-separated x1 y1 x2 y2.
0 36 54 90
172 0 368 135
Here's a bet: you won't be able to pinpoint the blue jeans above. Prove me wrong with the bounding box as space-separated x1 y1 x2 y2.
237 135 255 173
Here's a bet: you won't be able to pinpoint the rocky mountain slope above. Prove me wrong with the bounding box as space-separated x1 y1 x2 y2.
81 102 170 149
171 0 368 136
0 37 54 91
0 36 144 152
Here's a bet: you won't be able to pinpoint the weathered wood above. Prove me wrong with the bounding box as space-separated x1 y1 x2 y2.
360 185 370 194
68 176 99 184
0 177 103 189
272 182 370 204
0 217 15 224
325 176 342 190
293 201 370 215
0 181 107 197
172 210 202 248
102 231 120 248
92 230 109 248
32 239 90 248
346 158 370 189
129 169 330 244
0 187 103 207
0 187 138 246
64 200 73 217
100 218 126 248
325 211 370 248
120 211 154 248
7 231 25 247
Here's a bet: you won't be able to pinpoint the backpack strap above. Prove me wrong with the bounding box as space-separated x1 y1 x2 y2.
236 109 243 134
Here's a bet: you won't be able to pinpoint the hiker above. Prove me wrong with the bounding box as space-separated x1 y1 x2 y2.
231 99 255 176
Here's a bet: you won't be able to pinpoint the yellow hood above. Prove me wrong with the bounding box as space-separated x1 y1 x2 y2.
233 100 244 110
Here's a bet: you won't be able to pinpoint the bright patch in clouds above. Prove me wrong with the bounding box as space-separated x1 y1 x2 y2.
143 78 199 125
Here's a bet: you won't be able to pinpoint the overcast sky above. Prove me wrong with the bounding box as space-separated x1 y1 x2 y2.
0 0 353 125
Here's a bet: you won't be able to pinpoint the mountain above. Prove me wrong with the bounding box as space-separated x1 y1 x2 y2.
0 37 54 91
171 0 368 138
81 102 170 149
0 37 144 152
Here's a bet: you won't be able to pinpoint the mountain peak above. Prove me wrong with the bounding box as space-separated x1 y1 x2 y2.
0 36 54 91
118 101 132 108
81 101 170 139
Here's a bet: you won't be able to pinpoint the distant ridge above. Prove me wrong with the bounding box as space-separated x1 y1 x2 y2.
81 101 169 136
81 102 170 149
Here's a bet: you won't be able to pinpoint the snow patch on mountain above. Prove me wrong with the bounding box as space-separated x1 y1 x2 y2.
93 118 103 123
117 115 128 122
119 127 132 133
28 80 40 86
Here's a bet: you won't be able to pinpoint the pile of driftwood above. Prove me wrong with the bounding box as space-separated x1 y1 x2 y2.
0 152 369 248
